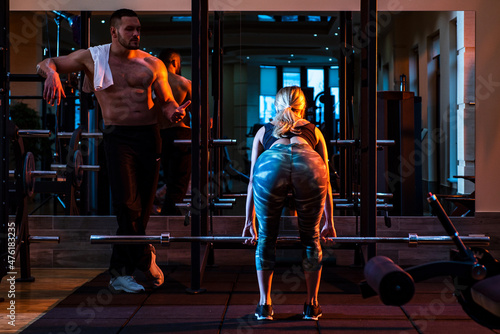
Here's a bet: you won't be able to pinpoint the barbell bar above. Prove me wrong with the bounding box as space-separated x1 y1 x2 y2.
28 236 60 243
335 204 393 210
18 129 51 138
12 235 60 243
333 199 387 204
57 132 103 139
176 202 234 209
28 170 58 178
333 192 393 199
174 139 237 146
329 139 395 146
50 164 101 172
90 233 490 247
7 168 49 180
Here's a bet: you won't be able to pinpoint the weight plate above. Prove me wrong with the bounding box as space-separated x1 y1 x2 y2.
23 152 35 197
73 150 84 187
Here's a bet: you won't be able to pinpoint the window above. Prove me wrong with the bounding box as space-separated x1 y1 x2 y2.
329 66 340 120
307 68 324 123
283 67 301 87
259 66 277 123
409 46 419 95
259 65 340 125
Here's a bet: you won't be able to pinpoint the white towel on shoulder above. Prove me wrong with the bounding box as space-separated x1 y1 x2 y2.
88 43 113 91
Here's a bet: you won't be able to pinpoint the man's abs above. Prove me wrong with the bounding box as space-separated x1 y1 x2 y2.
95 88 157 126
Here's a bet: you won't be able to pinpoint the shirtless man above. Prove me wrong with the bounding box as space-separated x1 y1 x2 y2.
36 9 190 293
157 49 192 215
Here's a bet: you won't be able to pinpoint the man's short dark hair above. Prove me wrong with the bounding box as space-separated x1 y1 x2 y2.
159 48 180 64
110 9 138 28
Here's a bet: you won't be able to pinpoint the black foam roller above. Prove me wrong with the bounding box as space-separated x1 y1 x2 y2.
364 256 415 306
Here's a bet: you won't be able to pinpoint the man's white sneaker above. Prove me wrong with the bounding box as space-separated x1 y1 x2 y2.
109 276 145 293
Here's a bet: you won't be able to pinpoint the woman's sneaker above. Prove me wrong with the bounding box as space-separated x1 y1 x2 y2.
303 303 322 320
255 304 274 320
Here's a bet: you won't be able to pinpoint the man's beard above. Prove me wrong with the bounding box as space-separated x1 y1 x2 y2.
117 33 139 50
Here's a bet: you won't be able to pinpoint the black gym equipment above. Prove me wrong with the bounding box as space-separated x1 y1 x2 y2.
1 0 10 284
4 121 98 282
361 193 500 330
6 120 60 281
30 126 100 215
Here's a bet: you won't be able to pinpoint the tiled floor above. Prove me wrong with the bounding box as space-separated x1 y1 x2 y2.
0 268 103 333
6 249 499 334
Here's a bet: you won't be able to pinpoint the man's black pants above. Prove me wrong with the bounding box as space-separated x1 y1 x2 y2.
103 124 161 276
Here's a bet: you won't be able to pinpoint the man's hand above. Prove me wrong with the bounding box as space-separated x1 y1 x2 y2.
43 72 66 106
170 100 191 123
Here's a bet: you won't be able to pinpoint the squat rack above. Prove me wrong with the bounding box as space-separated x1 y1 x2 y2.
0 0 380 292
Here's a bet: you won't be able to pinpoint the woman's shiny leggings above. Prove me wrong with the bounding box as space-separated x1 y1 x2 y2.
253 144 328 272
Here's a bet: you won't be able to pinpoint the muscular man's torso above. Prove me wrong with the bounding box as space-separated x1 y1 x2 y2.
83 49 159 126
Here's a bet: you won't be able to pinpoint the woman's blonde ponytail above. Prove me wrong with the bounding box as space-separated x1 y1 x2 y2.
272 86 307 138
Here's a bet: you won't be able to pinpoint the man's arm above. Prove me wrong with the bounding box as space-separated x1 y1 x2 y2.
152 57 190 123
183 78 192 103
36 49 91 106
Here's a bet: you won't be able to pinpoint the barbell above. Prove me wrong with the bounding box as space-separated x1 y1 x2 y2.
329 139 395 146
57 131 103 139
335 203 393 210
174 139 237 146
18 129 51 138
8 152 58 197
10 150 100 195
176 202 234 209
51 150 100 187
90 233 490 247
28 236 60 243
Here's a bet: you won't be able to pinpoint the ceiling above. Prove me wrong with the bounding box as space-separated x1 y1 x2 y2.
43 11 365 67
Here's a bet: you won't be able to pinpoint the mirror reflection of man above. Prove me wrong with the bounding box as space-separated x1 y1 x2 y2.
37 9 190 293
156 49 192 216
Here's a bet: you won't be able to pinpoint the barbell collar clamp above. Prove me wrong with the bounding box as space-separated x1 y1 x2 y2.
161 232 170 244
408 233 418 247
